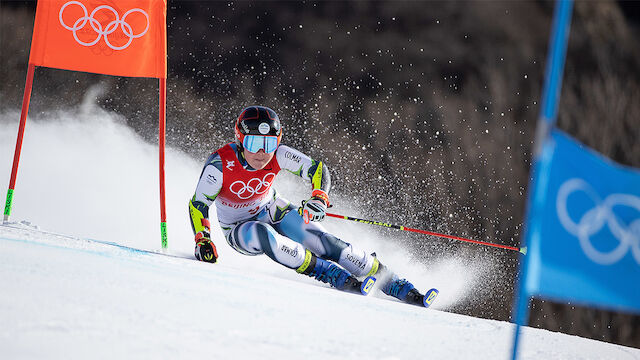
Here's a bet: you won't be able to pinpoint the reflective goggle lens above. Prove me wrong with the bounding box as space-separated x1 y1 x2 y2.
243 135 279 153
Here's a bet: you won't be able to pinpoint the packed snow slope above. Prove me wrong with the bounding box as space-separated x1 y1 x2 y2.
1 104 639 359
2 224 640 360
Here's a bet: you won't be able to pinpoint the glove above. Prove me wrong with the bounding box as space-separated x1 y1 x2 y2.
298 196 328 223
194 231 218 263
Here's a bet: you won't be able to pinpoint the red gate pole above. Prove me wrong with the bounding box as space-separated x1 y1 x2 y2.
159 77 168 249
4 63 36 223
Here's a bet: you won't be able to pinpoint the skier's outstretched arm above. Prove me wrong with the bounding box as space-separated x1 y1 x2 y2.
188 152 223 262
275 145 331 222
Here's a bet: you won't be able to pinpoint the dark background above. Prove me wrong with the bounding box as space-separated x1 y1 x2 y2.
1 0 639 348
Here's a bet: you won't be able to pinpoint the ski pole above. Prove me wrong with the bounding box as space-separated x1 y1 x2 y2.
326 212 527 254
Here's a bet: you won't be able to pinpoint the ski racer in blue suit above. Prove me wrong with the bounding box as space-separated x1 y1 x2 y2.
189 106 436 305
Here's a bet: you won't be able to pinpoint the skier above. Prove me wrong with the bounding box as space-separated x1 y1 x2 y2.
188 106 436 306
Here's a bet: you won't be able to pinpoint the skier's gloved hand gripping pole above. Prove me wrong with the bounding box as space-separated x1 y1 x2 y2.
325 212 527 254
298 189 330 223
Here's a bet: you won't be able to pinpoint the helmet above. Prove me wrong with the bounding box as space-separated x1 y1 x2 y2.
235 106 283 153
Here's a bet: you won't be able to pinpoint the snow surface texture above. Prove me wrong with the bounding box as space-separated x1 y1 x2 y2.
1 105 639 359
2 224 640 359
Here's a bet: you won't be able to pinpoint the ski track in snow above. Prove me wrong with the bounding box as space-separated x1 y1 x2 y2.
1 106 639 358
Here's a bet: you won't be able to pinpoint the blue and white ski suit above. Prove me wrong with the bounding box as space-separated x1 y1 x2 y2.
188 142 379 278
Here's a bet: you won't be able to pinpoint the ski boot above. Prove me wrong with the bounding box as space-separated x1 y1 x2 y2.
297 250 375 295
382 275 439 308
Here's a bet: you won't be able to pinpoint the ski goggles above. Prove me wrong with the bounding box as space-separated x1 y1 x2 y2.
242 135 279 154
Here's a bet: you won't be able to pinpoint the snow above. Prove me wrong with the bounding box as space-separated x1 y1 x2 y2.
2 224 639 360
1 105 639 359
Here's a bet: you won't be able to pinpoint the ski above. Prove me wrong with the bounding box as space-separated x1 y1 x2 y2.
405 287 439 308
360 276 377 295
341 275 376 295
423 288 439 308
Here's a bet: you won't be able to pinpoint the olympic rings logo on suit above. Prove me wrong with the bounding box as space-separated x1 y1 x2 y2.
230 173 276 200
556 178 640 266
59 1 149 50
